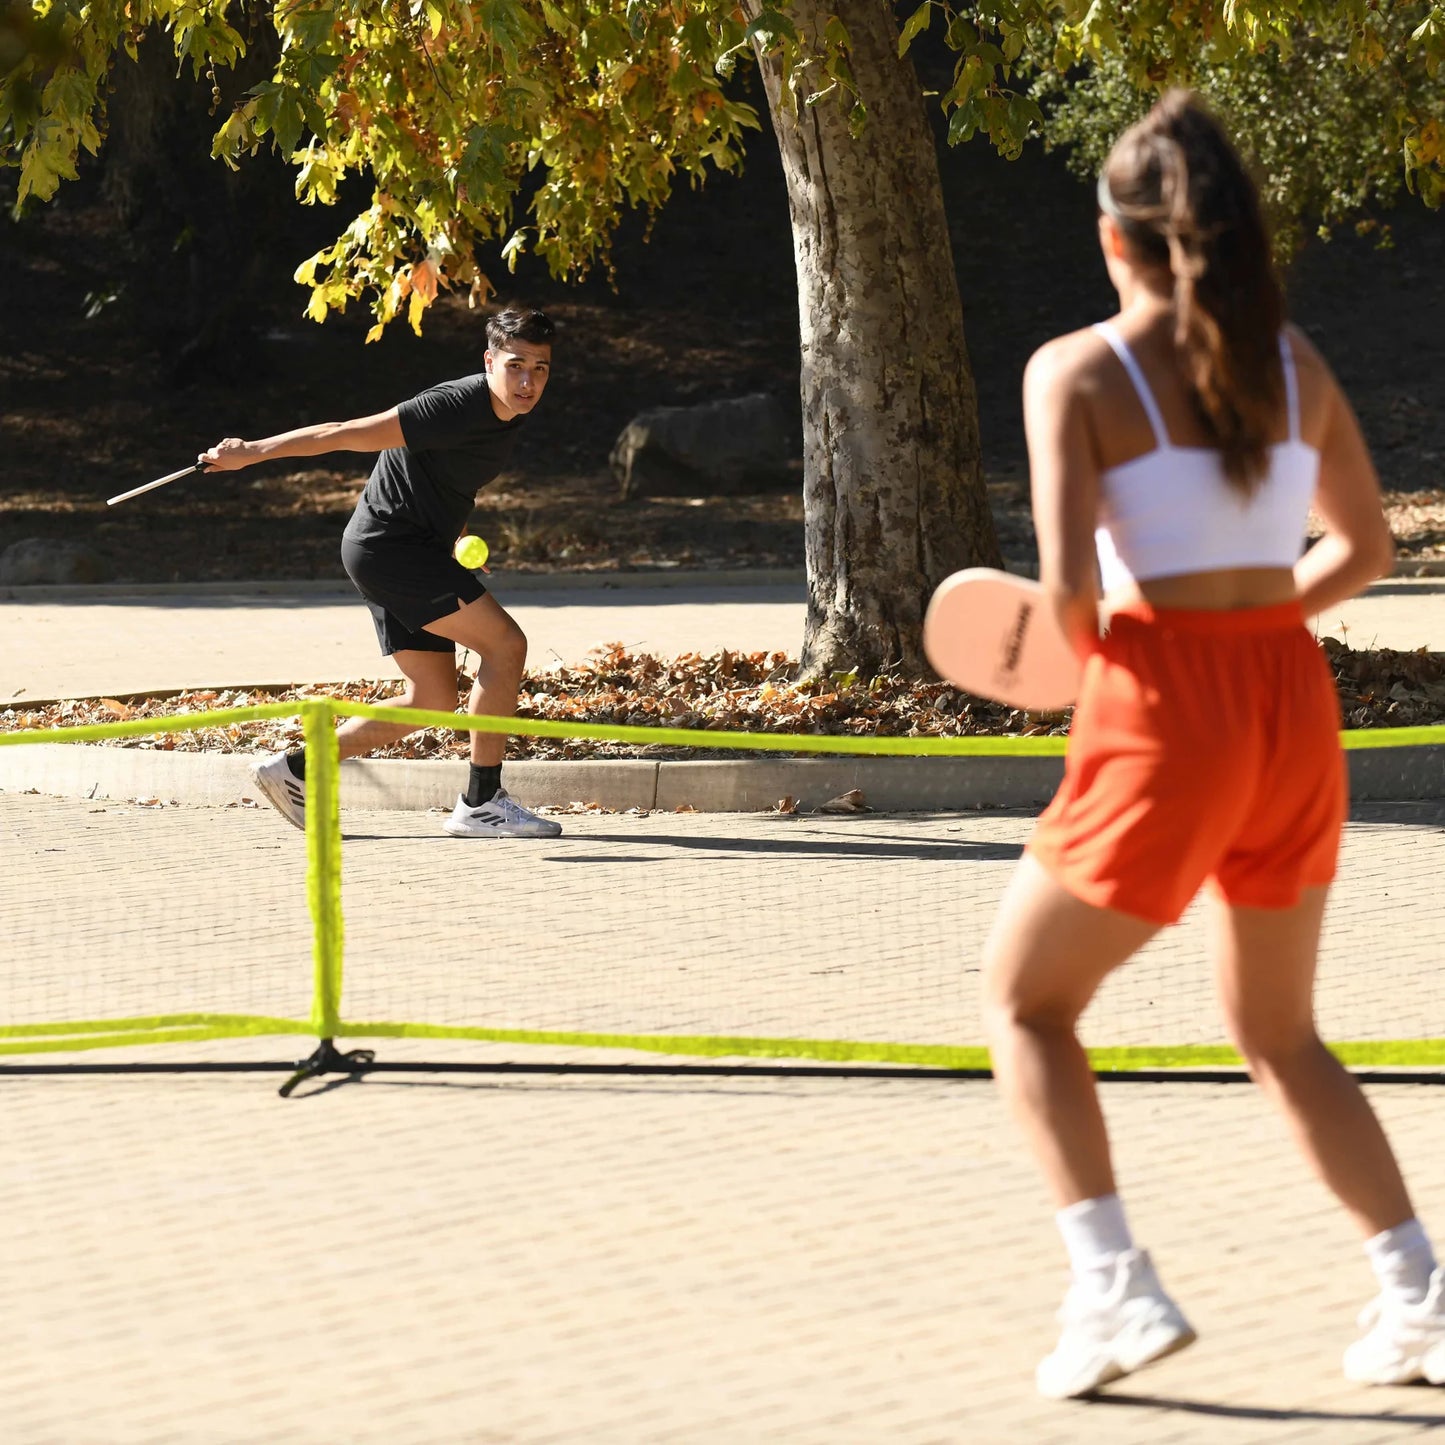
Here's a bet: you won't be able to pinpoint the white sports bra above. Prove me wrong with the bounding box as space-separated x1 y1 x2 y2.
1092 322 1320 594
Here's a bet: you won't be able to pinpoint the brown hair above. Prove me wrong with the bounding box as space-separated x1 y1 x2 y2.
486 305 555 351
1100 91 1284 493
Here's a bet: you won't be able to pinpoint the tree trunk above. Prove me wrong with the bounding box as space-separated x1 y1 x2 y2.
748 1 1001 676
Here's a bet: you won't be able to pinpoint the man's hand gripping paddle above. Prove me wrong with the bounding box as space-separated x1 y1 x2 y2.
922 568 1082 711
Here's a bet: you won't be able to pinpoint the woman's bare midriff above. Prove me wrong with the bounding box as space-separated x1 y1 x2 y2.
1105 565 1300 614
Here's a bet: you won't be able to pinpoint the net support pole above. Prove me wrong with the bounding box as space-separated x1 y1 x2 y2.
305 698 344 1037
282 699 373 1097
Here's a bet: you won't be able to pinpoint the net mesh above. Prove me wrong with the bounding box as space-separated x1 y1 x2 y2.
0 792 315 1049
337 809 998 1049
3 701 1444 1069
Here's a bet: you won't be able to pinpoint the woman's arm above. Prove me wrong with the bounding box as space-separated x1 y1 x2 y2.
1023 336 1104 657
1292 333 1395 619
199 408 405 472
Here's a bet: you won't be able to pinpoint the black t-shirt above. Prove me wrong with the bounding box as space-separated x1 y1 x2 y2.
344 374 525 548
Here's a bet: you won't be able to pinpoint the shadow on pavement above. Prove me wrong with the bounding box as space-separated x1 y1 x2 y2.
1094 1391 1445 1426
544 833 1026 862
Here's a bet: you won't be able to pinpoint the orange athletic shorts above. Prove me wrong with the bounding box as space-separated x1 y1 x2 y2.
1027 599 1347 925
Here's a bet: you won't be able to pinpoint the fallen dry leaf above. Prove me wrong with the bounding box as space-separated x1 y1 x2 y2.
2 638 1440 762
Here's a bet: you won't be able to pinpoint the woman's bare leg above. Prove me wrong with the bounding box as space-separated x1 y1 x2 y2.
982 854 1159 1206
1212 887 1413 1235
986 856 1197 1398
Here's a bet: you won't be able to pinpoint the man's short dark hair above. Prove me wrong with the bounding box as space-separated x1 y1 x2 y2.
486 305 555 351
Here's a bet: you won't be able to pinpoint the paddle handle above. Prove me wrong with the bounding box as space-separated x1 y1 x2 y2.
107 463 202 507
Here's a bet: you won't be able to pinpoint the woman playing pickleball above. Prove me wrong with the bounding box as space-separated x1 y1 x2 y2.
983 90 1444 1398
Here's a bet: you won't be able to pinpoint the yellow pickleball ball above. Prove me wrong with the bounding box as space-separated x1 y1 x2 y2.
454 534 489 569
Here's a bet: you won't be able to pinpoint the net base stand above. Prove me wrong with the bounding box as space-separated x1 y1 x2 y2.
279 1038 376 1098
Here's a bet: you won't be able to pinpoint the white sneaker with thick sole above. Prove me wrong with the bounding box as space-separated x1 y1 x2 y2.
252 752 306 831
1344 1267 1445 1385
1036 1248 1197 1400
443 789 563 839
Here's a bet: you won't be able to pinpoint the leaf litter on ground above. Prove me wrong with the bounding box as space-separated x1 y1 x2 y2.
3 638 1444 758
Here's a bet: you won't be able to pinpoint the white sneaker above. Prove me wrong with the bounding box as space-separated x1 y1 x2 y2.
252 752 306 831
1035 1249 1196 1399
443 789 563 839
1344 1268 1445 1385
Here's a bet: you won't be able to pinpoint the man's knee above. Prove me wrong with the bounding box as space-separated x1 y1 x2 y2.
506 621 528 669
486 618 527 674
398 683 458 717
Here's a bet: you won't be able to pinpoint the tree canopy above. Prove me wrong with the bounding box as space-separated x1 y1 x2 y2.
1035 4 1445 259
5 0 1442 338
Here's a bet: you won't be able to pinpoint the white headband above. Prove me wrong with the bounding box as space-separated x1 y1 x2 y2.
1096 171 1125 220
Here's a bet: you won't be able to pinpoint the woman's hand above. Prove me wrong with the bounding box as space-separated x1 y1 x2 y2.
198 438 255 472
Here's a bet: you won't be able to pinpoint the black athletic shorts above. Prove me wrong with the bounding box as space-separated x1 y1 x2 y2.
340 534 486 656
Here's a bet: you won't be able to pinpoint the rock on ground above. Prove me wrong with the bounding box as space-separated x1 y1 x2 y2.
611 393 796 500
0 538 110 585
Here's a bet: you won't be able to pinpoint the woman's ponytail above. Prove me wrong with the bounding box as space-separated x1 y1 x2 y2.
1101 91 1285 494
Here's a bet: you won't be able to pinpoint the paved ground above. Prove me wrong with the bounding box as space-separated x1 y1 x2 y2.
0 576 805 705
3 574 1444 705
4 572 1445 1441
4 793 1445 1443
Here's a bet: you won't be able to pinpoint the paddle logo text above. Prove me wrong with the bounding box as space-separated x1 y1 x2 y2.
995 599 1033 684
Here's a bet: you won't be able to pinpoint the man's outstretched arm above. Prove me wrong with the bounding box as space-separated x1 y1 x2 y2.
200 408 404 471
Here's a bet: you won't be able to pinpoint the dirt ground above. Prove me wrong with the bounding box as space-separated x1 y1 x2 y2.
2 114 1442 585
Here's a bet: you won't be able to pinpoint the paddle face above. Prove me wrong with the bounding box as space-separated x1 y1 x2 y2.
923 568 1081 710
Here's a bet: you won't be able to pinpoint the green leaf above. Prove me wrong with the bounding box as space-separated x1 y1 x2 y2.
946 104 977 146
745 9 796 46
579 15 631 63
273 96 305 156
898 2 931 59
286 6 337 50
540 0 575 34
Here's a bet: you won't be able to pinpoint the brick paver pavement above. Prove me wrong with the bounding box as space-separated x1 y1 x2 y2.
5 792 1445 1443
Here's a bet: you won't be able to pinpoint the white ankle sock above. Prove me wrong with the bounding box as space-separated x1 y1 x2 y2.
1365 1218 1437 1305
1056 1194 1135 1292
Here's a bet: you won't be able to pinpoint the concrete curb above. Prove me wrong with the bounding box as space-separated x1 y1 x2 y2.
2 742 1441 813
0 744 1063 813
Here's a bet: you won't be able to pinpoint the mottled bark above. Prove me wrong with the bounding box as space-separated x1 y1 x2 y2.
749 0 1001 675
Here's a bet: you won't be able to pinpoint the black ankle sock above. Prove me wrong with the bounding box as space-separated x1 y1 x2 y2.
466 763 502 807
285 749 306 781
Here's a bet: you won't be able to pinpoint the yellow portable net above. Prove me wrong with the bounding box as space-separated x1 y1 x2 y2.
3 700 1443 1092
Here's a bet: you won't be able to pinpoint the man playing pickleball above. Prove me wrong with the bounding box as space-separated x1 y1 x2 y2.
200 304 561 839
